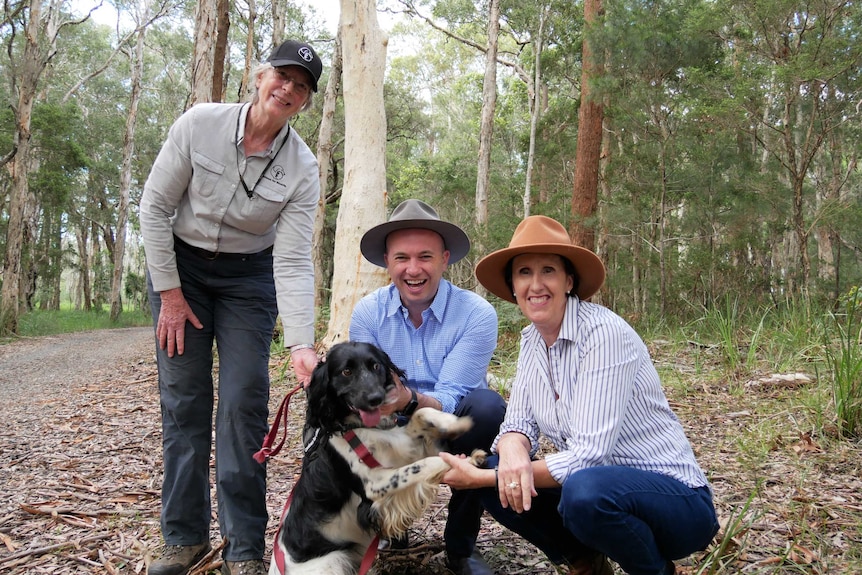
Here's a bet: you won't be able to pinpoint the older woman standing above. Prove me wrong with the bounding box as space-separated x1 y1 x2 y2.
140 40 323 575
441 216 718 575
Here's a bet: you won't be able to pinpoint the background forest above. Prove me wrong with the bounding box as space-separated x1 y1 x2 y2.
1 0 861 328
3 2 862 574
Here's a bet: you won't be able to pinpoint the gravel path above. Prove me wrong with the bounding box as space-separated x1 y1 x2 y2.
0 327 154 410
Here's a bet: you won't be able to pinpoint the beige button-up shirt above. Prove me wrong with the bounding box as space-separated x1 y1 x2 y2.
140 102 319 347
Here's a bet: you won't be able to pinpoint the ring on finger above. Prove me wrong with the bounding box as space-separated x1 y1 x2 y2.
507 481 519 489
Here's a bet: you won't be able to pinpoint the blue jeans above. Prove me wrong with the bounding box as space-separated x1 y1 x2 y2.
442 388 507 559
477 459 719 575
147 240 277 562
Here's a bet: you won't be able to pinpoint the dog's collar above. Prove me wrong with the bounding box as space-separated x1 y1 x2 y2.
343 430 382 468
303 427 324 454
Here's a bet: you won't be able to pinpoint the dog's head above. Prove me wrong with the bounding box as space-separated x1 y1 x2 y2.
305 342 406 432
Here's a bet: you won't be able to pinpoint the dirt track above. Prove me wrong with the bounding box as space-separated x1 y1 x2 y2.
0 328 527 574
0 327 154 407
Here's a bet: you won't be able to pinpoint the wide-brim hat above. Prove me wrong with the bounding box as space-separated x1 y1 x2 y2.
360 199 471 267
475 215 606 303
267 40 322 92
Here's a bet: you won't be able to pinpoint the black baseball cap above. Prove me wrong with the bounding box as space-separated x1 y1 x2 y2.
267 40 323 92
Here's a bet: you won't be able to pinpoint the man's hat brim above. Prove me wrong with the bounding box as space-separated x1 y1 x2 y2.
360 200 470 267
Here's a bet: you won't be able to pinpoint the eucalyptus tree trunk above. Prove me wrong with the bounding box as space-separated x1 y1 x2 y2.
815 118 856 301
323 0 389 346
475 0 499 230
570 0 604 262
212 0 230 102
522 6 545 219
239 0 257 98
313 30 343 310
110 5 148 322
272 0 286 46
1 0 48 334
191 0 218 106
76 225 92 311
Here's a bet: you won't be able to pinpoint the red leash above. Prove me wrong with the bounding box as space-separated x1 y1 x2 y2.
261 391 384 575
253 382 303 464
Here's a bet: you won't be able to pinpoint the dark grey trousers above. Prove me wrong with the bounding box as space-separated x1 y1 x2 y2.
147 240 277 561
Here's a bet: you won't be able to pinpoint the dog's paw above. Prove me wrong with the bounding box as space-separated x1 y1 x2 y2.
410 408 473 438
468 449 487 467
376 414 398 429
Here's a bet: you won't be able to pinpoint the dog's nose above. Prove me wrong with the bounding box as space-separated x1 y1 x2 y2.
365 390 384 407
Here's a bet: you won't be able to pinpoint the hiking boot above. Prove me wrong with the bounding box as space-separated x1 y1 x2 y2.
446 549 494 575
222 559 268 575
565 554 614 575
148 543 211 575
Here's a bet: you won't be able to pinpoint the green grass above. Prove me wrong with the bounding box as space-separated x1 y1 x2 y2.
822 288 862 438
10 308 152 339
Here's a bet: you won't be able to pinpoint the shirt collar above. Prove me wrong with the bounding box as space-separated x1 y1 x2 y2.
556 295 581 343
384 279 452 324
235 103 292 157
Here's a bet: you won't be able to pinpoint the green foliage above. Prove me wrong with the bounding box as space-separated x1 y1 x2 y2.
12 308 152 339
695 490 760 574
822 287 862 438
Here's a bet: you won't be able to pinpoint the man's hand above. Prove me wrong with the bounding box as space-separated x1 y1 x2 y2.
156 287 203 357
380 372 412 415
440 452 493 490
291 347 319 388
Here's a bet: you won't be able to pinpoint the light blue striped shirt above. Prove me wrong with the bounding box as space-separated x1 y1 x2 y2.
349 280 498 413
493 296 709 488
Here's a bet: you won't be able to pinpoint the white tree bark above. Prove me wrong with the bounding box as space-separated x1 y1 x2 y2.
323 0 389 346
475 0 500 229
110 3 148 321
523 6 546 218
239 0 257 98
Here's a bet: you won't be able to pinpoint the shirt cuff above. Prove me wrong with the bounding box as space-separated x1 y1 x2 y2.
289 343 315 353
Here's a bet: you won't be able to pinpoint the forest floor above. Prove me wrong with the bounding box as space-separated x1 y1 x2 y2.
0 327 860 574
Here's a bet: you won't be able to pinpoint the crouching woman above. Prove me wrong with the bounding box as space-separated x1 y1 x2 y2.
441 216 719 575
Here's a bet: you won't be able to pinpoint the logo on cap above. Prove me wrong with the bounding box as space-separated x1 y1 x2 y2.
298 47 314 62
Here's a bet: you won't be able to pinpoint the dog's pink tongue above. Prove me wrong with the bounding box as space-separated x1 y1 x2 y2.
359 408 382 427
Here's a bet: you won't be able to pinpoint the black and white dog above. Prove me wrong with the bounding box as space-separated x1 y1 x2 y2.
269 341 484 575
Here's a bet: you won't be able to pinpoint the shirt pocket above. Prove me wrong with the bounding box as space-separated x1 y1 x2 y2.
191 151 226 198
237 179 290 234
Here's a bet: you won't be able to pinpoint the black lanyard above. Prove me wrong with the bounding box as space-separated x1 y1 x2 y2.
235 107 289 199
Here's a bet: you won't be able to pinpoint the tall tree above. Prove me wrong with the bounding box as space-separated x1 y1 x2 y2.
211 0 230 102
110 2 149 321
323 0 389 345
313 29 343 310
475 0 500 231
569 0 604 257
522 5 548 217
1 0 61 334
190 0 217 105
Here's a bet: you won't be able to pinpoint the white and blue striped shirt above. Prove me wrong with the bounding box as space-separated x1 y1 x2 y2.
349 280 498 413
493 297 709 488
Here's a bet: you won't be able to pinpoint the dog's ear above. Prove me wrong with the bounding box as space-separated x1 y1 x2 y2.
374 345 406 381
305 356 335 429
